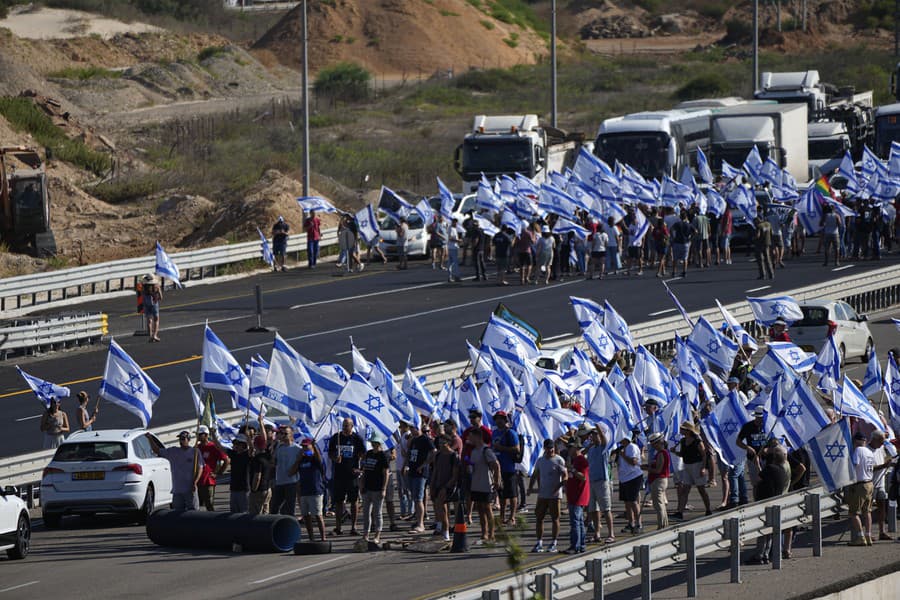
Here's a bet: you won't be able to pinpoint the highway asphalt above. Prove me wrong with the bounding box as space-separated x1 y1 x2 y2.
1 247 898 456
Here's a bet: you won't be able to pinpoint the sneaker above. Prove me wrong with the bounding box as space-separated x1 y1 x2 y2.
632 525 643 534
620 524 634 534
531 542 544 553
358 263 365 272
546 542 558 553
671 512 684 521
442 532 450 542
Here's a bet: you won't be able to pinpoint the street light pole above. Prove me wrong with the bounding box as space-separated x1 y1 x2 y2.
550 0 557 128
301 0 310 197
752 0 759 95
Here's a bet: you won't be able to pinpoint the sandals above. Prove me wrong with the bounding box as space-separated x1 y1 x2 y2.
603 536 616 544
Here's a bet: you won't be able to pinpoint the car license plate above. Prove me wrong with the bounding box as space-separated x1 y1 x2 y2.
72 471 105 481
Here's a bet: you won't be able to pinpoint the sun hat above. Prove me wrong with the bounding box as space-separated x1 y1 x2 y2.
197 425 210 435
648 432 665 444
753 407 765 417
679 421 699 435
142 273 158 285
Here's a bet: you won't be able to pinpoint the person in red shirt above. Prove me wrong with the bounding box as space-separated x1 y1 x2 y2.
304 210 322 268
564 440 590 553
644 432 671 530
768 317 791 342
196 425 229 511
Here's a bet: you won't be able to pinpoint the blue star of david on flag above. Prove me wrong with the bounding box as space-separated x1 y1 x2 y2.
824 440 845 462
706 339 721 355
784 401 803 418
39 382 54 395
303 382 316 403
126 372 144 396
488 397 502 413
721 420 739 436
891 379 900 396
503 336 516 351
597 334 609 349
365 394 384 413
226 364 244 385
789 350 801 362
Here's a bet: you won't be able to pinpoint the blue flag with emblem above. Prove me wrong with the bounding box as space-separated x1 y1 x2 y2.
572 146 616 189
747 295 804 326
838 376 886 430
481 314 540 369
701 390 751 468
355 204 380 245
778 377 830 449
580 317 617 365
807 418 855 492
837 151 859 194
257 227 274 266
476 174 503 213
335 372 399 447
99 339 160 427
768 341 816 373
201 325 250 405
538 182 578 218
16 366 70 409
686 316 738 372
154 241 183 288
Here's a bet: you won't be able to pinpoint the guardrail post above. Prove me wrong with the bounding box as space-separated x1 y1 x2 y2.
534 573 553 600
481 590 499 600
586 558 604 600
805 493 823 557
632 544 651 600
679 530 697 597
726 517 741 584
767 505 782 570
887 500 897 534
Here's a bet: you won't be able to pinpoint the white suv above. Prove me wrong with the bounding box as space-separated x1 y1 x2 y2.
0 486 30 559
791 300 873 365
40 429 173 528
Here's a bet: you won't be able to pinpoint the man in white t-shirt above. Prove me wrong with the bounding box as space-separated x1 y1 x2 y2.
527 438 568 553
868 431 896 542
587 223 608 280
603 217 621 274
847 431 875 545
615 434 643 534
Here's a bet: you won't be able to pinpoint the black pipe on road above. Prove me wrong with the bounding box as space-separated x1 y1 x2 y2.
146 509 300 553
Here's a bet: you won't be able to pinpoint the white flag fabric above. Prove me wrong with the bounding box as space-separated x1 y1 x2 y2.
402 364 434 419
767 341 816 373
186 375 202 418
248 355 269 401
351 340 373 377
747 295 804 326
16 366 70 408
437 176 456 220
883 353 900 431
262 333 320 424
355 204 380 245
696 146 713 184
98 339 160 427
715 298 758 351
297 196 338 213
481 314 540 368
570 296 605 329
603 301 635 353
807 418 855 492
585 378 633 447
743 145 763 182
813 335 841 391
838 376 886 430
257 227 274 266
778 378 830 449
701 390 751 468
154 241 183 288
860 346 882 398
335 372 399 445
581 318 617 365
201 325 249 405
686 316 738 372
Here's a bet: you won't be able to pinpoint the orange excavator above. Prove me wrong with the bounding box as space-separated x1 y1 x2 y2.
0 146 56 256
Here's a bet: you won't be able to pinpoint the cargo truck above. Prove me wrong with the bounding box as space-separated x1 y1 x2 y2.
874 103 900 159
0 146 56 256
707 103 809 182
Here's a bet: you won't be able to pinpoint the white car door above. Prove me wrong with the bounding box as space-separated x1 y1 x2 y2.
839 302 865 357
146 434 173 505
0 491 21 539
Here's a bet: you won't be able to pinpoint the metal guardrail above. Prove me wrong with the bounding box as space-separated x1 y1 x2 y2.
0 227 339 314
2 264 899 503
436 486 841 600
0 312 108 360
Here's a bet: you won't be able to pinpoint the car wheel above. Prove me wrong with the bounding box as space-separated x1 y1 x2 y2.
43 512 62 529
136 485 154 525
839 343 846 367
862 338 873 363
6 513 30 559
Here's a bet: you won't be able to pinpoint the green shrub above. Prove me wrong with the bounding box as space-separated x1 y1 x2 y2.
480 19 495 30
439 10 460 17
851 1 895 30
723 19 753 43
89 175 163 203
675 73 731 101
47 66 123 80
197 45 229 61
314 62 372 102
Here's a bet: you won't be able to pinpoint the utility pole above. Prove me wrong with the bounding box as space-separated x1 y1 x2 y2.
301 0 310 197
551 0 557 128
752 0 759 95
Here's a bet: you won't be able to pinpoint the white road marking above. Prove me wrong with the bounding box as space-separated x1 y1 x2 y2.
648 308 676 317
334 347 363 356
461 321 486 329
14 414 42 422
290 282 445 310
542 333 573 342
745 285 770 293
0 582 39 594
248 555 347 584
664 276 683 283
832 264 854 272
413 361 447 369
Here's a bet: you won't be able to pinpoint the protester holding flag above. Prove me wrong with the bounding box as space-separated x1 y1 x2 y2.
303 209 322 268
271 425 302 516
149 431 201 511
329 418 366 535
196 425 229 511
76 391 98 432
141 274 163 342
271 216 290 272
847 431 877 546
211 430 251 513
292 437 326 541
39 397 69 449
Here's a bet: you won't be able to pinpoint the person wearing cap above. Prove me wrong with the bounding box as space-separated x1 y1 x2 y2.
614 433 643 535
563 439 589 553
671 421 711 520
211 430 251 513
271 215 289 272
737 407 769 491
447 217 462 283
768 317 791 342
403 421 435 533
534 226 554 285
140 274 163 342
846 431 879 546
528 438 568 553
643 432 671 530
586 426 615 544
195 425 229 511
360 434 390 543
271 425 302 516
491 411 520 525
291 437 326 540
467 428 500 544
248 433 274 515
148 431 201 511
328 418 366 535
40 397 70 449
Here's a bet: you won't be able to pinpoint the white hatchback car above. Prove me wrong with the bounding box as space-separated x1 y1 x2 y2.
40 429 173 528
790 300 873 365
378 212 430 259
0 486 30 559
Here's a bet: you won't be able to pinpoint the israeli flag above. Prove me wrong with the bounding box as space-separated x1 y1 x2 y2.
457 376 485 429
721 160 743 184
727 184 757 223
435 380 458 423
661 176 693 207
715 300 758 350
201 325 250 406
572 146 616 189
154 241 183 288
538 182 578 218
603 300 635 353
861 347 882 398
402 363 434 419
298 356 348 408
256 227 274 266
521 401 553 474
705 187 726 217
748 348 788 389
378 186 413 221
501 206 524 232
566 346 601 388
414 198 435 227
797 186 824 235
838 376 886 430
686 317 738 373
515 173 540 200
262 333 320 424
16 366 70 408
860 145 887 182
633 345 669 407
743 146 763 182
696 146 713 184
747 295 804 326
296 196 337 214
812 335 841 391
351 340 373 377
466 341 494 385
335 372 399 446
837 152 859 194
808 418 855 492
436 177 456 220
629 207 650 247
778 378 830 449
372 359 419 429
487 346 527 408
186 375 202 417
248 355 269 400
768 341 816 373
662 392 692 445
605 199 628 223
476 174 502 213
481 314 540 367
498 175 518 204
883 353 900 431
674 337 705 406
479 374 513 419
569 296 605 329
889 141 900 180
581 318 617 365
98 339 160 427
355 204 380 245
553 217 589 240
564 181 600 218
473 214 499 237
759 157 781 187
701 390 751 468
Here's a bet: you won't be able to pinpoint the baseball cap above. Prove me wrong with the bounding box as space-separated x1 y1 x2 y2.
178 430 192 439
197 425 210 435
493 410 508 418
300 437 314 446
853 432 867 441
753 407 765 417
468 408 482 416
773 317 787 326
727 376 740 384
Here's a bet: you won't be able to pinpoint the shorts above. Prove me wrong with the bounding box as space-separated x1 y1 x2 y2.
681 462 708 487
535 497 561 520
771 235 783 249
846 481 873 515
273 239 287 255
470 490 491 503
517 251 533 266
409 475 427 501
590 250 605 259
719 235 731 250
385 471 396 499
673 242 690 261
299 494 324 516
588 479 612 513
500 472 517 500
627 246 640 259
496 257 509 271
619 476 642 502
333 477 360 504
144 303 160 318
874 488 887 502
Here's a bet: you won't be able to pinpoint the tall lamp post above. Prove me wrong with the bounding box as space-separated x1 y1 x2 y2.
301 0 310 197
752 0 759 95
550 0 557 128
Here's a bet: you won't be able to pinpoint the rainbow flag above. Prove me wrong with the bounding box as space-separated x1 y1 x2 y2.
813 176 836 202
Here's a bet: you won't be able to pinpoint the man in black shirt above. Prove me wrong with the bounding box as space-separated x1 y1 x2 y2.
746 445 789 564
248 436 273 515
360 434 390 543
403 422 435 533
328 418 366 535
783 446 810 558
736 407 769 490
492 227 513 286
223 434 251 513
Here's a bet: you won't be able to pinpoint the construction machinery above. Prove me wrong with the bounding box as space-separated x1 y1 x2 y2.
0 146 56 256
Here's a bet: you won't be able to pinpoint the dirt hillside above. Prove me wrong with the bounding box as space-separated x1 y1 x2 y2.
254 0 549 75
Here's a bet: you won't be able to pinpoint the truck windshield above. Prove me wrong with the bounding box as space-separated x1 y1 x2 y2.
11 178 45 230
461 138 533 178
875 114 900 158
594 132 669 179
808 138 846 160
